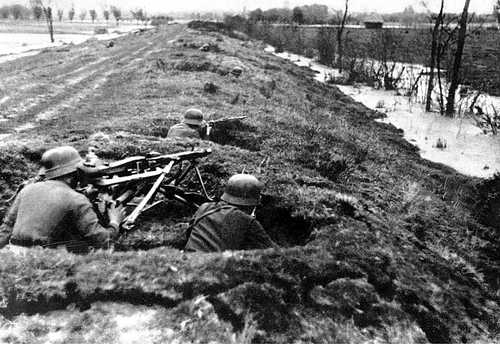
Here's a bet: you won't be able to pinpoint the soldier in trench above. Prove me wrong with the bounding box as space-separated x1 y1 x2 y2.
166 108 208 140
185 174 279 252
0 146 126 253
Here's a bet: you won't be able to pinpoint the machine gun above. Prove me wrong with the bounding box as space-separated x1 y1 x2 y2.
205 116 247 136
78 148 213 231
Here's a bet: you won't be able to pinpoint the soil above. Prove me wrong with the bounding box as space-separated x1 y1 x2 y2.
0 23 499 343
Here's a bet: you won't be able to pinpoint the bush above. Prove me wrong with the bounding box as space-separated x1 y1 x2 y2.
316 27 336 66
94 27 108 35
474 173 500 230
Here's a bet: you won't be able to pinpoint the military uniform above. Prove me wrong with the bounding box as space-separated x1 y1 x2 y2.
185 201 277 252
0 180 118 252
166 122 202 139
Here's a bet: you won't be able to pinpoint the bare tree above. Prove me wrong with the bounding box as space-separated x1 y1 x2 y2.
10 5 26 20
32 5 43 20
431 13 461 114
68 6 75 21
79 9 86 21
0 7 9 19
445 0 471 116
424 0 444 112
131 9 145 24
30 0 54 43
103 9 110 23
336 0 349 73
494 0 500 29
111 6 121 25
57 8 63 22
89 9 97 23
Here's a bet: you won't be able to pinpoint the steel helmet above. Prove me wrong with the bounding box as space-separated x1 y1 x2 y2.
221 174 264 206
39 146 83 180
183 108 204 126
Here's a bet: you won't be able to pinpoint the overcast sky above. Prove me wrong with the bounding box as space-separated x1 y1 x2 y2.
0 0 494 14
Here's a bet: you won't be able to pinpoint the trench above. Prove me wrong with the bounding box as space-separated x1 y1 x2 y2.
208 120 261 152
115 196 314 251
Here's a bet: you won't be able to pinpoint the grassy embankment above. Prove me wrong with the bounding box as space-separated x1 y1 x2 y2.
0 23 499 343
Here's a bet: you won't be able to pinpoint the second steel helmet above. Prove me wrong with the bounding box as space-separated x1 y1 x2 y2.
221 174 264 206
39 146 83 180
183 108 204 126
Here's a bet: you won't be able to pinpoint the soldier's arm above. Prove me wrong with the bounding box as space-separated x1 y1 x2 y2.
73 195 119 249
0 194 21 248
247 218 279 250
199 123 209 140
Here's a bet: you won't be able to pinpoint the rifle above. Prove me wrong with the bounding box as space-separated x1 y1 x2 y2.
77 148 213 231
205 116 247 136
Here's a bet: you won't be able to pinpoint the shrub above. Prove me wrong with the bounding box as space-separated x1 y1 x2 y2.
316 27 336 66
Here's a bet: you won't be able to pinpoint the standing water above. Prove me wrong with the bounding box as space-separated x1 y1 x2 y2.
265 46 500 178
0 26 148 64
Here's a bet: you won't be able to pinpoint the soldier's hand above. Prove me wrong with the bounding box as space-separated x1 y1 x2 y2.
107 202 126 229
83 185 100 200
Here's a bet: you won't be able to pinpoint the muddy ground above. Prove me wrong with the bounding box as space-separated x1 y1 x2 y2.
0 24 499 343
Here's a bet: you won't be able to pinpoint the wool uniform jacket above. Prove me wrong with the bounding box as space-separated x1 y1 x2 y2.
166 122 203 140
185 201 278 252
0 180 118 251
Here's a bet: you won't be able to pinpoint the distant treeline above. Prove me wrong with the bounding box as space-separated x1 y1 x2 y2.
0 4 149 23
242 4 496 26
0 4 31 20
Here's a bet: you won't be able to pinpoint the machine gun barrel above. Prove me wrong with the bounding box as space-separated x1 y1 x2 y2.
146 148 212 165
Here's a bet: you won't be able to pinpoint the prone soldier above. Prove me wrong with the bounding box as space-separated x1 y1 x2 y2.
0 146 126 253
167 108 247 140
166 108 207 140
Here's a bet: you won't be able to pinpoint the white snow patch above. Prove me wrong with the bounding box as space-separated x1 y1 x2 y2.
114 310 163 344
15 123 35 132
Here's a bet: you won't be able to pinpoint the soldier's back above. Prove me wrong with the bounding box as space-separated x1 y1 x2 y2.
185 202 251 252
12 180 82 241
166 123 201 139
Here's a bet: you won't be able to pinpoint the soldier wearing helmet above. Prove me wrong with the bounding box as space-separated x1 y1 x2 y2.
167 108 208 140
185 174 278 252
0 146 125 252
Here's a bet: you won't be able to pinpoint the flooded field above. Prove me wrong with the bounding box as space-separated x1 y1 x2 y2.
267 46 500 178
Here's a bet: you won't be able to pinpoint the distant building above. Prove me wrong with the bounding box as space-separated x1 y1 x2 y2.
364 14 384 29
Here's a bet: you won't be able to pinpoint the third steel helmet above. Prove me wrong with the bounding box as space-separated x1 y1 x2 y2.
183 108 204 126
221 174 264 206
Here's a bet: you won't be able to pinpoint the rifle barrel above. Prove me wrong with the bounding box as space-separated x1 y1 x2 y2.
208 116 247 125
